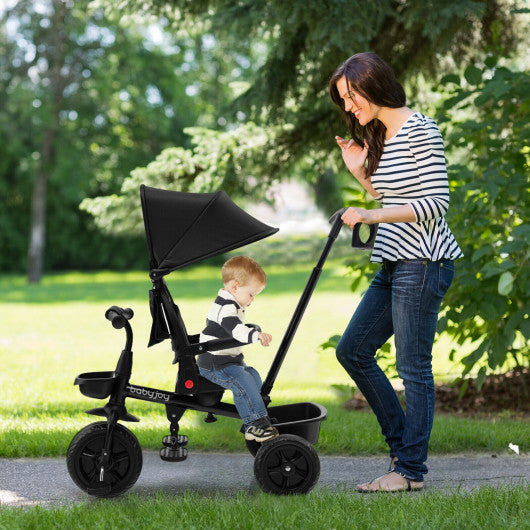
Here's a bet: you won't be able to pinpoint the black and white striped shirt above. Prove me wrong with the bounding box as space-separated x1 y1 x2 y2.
370 112 463 263
197 289 259 369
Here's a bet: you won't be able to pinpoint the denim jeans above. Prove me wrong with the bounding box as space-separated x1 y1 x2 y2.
198 363 267 425
336 259 454 482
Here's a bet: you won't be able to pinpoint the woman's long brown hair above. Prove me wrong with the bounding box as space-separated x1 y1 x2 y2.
329 52 406 177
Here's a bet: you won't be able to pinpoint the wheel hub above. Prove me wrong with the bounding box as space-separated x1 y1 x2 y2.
282 463 295 476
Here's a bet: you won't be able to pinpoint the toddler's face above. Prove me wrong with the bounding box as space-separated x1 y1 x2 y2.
231 278 265 308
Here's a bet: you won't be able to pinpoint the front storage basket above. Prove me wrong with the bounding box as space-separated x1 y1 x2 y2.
75 371 119 399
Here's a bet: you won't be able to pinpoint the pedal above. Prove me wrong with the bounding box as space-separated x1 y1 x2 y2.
162 435 188 448
204 412 217 423
160 446 188 462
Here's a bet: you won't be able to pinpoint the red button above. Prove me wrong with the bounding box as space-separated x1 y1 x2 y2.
184 380 194 389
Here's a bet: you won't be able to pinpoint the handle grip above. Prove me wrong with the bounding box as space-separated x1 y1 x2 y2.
328 207 347 239
105 306 134 329
328 207 347 226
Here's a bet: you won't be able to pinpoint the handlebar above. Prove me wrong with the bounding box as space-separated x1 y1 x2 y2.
328 207 348 226
328 207 378 249
105 306 134 329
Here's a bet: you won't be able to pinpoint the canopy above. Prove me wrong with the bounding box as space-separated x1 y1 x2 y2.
140 185 279 275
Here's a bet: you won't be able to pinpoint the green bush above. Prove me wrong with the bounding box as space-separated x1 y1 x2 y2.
435 55 529 386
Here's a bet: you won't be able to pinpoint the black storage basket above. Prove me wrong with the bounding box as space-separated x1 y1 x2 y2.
268 402 327 444
75 371 119 399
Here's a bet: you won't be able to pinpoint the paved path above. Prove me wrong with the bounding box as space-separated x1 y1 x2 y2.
1 452 528 507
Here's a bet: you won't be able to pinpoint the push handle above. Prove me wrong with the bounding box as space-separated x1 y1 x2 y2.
328 207 347 239
105 306 134 329
351 222 378 249
328 207 378 249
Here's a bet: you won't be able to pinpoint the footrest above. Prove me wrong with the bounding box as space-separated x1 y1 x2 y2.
162 435 188 448
160 446 188 462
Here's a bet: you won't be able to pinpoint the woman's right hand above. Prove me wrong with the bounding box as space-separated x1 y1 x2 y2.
335 136 368 178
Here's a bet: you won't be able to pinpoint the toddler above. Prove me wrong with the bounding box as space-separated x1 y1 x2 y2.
198 256 278 442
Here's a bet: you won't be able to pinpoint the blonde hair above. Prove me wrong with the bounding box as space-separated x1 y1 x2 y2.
222 256 266 287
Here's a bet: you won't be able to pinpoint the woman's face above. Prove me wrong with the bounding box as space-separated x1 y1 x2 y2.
336 76 381 126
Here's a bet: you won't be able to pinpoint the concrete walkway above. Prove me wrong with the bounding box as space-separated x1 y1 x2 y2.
1 452 528 507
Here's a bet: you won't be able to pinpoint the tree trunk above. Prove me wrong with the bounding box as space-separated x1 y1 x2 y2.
27 129 54 283
26 0 66 283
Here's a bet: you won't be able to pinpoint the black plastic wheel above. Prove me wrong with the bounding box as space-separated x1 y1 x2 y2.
67 421 142 498
245 438 260 457
253 434 320 494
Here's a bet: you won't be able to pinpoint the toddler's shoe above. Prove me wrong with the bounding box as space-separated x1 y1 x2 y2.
244 424 279 442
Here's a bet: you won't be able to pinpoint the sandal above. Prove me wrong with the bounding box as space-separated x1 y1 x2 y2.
357 471 424 493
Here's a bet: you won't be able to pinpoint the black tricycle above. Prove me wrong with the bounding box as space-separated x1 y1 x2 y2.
66 185 376 496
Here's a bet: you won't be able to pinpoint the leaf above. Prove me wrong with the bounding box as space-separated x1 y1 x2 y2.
476 367 487 391
497 271 514 296
330 384 356 398
457 379 470 401
520 316 530 339
318 335 341 352
472 245 493 263
440 73 461 85
484 55 499 68
464 65 482 86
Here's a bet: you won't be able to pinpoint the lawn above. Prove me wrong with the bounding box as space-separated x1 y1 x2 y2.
1 264 529 527
1 263 527 458
0 486 528 529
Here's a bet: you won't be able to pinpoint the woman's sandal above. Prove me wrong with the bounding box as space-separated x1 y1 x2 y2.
357 470 424 493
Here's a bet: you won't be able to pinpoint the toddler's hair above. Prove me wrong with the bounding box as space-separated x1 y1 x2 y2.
222 256 266 286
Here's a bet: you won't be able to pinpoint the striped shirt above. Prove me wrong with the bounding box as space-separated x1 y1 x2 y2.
370 112 463 263
197 289 259 369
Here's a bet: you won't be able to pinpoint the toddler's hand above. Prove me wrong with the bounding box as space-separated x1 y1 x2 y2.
258 332 272 347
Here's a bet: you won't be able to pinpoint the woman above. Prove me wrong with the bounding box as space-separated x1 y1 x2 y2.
329 52 463 492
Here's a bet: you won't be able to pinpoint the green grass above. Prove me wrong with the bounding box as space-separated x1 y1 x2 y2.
0 265 528 458
1 266 529 526
0 486 528 529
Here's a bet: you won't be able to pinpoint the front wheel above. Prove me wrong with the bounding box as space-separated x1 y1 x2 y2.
254 434 320 494
66 421 142 498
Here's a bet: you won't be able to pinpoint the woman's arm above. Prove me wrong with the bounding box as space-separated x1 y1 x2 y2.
341 204 415 228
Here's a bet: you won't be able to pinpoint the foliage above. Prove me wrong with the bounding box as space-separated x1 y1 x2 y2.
435 56 529 387
80 122 279 234
114 0 523 177
84 0 526 239
0 0 259 275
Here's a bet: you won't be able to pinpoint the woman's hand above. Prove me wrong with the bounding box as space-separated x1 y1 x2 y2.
341 207 377 228
335 136 368 178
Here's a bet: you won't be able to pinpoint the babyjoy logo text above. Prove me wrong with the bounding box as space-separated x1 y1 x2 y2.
127 385 170 402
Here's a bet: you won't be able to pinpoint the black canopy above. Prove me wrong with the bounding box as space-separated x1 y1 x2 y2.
140 185 279 275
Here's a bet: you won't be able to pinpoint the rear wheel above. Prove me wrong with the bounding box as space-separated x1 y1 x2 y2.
254 434 320 494
66 421 142 498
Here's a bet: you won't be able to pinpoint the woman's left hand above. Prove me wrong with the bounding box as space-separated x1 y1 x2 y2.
341 207 376 228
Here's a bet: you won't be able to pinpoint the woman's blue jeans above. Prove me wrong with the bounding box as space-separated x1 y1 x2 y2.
198 363 267 425
336 259 454 482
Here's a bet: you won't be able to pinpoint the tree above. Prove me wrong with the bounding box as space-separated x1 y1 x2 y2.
0 0 211 278
80 122 278 233
115 0 522 175
88 0 523 223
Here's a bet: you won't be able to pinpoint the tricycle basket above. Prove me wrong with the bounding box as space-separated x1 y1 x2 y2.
268 402 327 444
75 371 119 399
